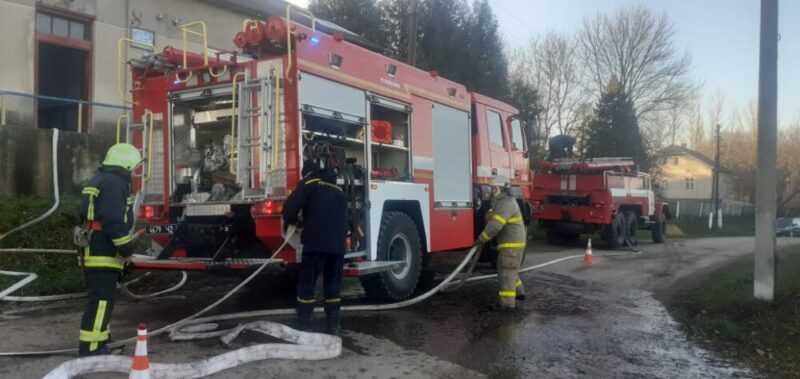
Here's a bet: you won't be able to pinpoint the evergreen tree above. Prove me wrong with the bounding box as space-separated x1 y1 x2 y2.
309 0 389 47
307 0 510 98
578 80 650 170
507 77 541 142
415 0 473 84
463 0 509 99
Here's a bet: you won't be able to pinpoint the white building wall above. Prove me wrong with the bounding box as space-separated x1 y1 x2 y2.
0 0 261 131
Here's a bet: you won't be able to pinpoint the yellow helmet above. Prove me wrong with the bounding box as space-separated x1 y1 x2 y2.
103 143 142 171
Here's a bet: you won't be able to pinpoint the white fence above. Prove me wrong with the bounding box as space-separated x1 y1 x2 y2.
668 199 754 219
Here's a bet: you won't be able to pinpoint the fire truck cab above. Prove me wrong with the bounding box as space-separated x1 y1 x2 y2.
122 14 530 300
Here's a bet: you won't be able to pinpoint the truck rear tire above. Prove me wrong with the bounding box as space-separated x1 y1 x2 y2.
360 212 423 301
623 211 638 246
603 213 626 249
652 213 666 243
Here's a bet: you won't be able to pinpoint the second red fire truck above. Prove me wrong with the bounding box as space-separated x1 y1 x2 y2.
530 157 670 248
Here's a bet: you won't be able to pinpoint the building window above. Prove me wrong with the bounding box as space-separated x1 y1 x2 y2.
673 157 679 165
34 6 94 132
36 11 90 41
685 177 694 191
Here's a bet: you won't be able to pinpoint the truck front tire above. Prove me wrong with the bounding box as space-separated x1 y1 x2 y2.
603 213 626 249
652 213 667 243
360 212 423 301
623 211 639 246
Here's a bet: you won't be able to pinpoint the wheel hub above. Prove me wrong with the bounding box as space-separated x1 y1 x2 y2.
388 234 411 279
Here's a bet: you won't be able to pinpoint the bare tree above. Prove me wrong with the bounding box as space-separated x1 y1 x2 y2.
666 106 684 146
688 102 705 150
706 90 726 132
510 32 587 140
578 6 696 120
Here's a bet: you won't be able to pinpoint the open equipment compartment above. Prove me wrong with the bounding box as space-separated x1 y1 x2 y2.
169 87 240 205
369 99 411 182
301 109 368 254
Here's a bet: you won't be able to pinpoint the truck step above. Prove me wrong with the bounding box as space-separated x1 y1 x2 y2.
131 257 283 271
343 260 405 277
344 251 366 259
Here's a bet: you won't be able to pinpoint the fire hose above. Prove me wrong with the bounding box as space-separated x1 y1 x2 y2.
5 230 644 379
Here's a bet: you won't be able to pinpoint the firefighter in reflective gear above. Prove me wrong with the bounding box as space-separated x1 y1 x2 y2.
283 160 347 335
476 184 527 311
76 143 141 356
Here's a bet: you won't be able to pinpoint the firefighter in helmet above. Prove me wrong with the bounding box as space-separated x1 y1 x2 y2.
283 159 347 335
76 143 141 356
476 180 527 311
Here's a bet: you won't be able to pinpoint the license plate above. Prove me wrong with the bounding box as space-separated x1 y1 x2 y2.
145 224 178 235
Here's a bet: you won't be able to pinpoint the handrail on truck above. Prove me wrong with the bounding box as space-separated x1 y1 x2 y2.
177 21 229 84
271 69 281 174
285 3 317 84
230 72 245 174
143 110 155 184
117 38 155 105
116 114 129 144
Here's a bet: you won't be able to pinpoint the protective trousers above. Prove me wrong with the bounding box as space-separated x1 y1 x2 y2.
78 269 119 356
296 252 344 321
497 248 524 308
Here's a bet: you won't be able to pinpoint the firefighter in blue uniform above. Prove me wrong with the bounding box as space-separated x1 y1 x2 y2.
283 160 347 335
76 143 141 356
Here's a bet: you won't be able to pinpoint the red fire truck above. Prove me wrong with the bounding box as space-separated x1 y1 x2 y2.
530 157 670 248
121 11 530 300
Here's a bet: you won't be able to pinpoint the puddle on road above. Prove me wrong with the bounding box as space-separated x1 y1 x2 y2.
343 270 754 378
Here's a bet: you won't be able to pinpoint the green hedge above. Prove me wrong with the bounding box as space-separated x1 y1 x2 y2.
0 196 84 295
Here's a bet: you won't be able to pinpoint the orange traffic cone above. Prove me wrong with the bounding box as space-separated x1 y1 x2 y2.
129 324 150 379
582 239 594 265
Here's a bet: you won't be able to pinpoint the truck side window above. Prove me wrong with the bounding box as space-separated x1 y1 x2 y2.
487 110 505 148
510 119 526 151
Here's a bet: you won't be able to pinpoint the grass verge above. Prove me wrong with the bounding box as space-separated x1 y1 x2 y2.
668 216 755 238
665 245 800 378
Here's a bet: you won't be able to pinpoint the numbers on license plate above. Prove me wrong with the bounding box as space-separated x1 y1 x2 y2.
147 224 177 234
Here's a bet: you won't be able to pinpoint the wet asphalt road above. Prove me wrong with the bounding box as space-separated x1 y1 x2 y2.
2 237 799 378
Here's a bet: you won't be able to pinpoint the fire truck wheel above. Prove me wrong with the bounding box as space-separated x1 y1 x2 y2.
623 211 639 246
652 213 667 243
360 212 423 301
603 213 626 249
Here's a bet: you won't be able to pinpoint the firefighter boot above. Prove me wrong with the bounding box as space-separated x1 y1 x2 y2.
325 311 341 336
515 279 527 301
488 303 515 313
295 302 314 332
324 302 341 336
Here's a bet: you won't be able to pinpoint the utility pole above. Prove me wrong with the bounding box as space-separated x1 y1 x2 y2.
713 123 722 228
406 0 418 66
755 0 779 301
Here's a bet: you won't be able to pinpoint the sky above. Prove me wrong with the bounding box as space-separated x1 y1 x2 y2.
287 0 799 126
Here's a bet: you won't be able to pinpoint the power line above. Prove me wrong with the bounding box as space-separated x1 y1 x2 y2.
488 0 536 41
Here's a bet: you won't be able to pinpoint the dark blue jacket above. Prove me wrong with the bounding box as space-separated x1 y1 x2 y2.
78 166 135 256
283 168 347 255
